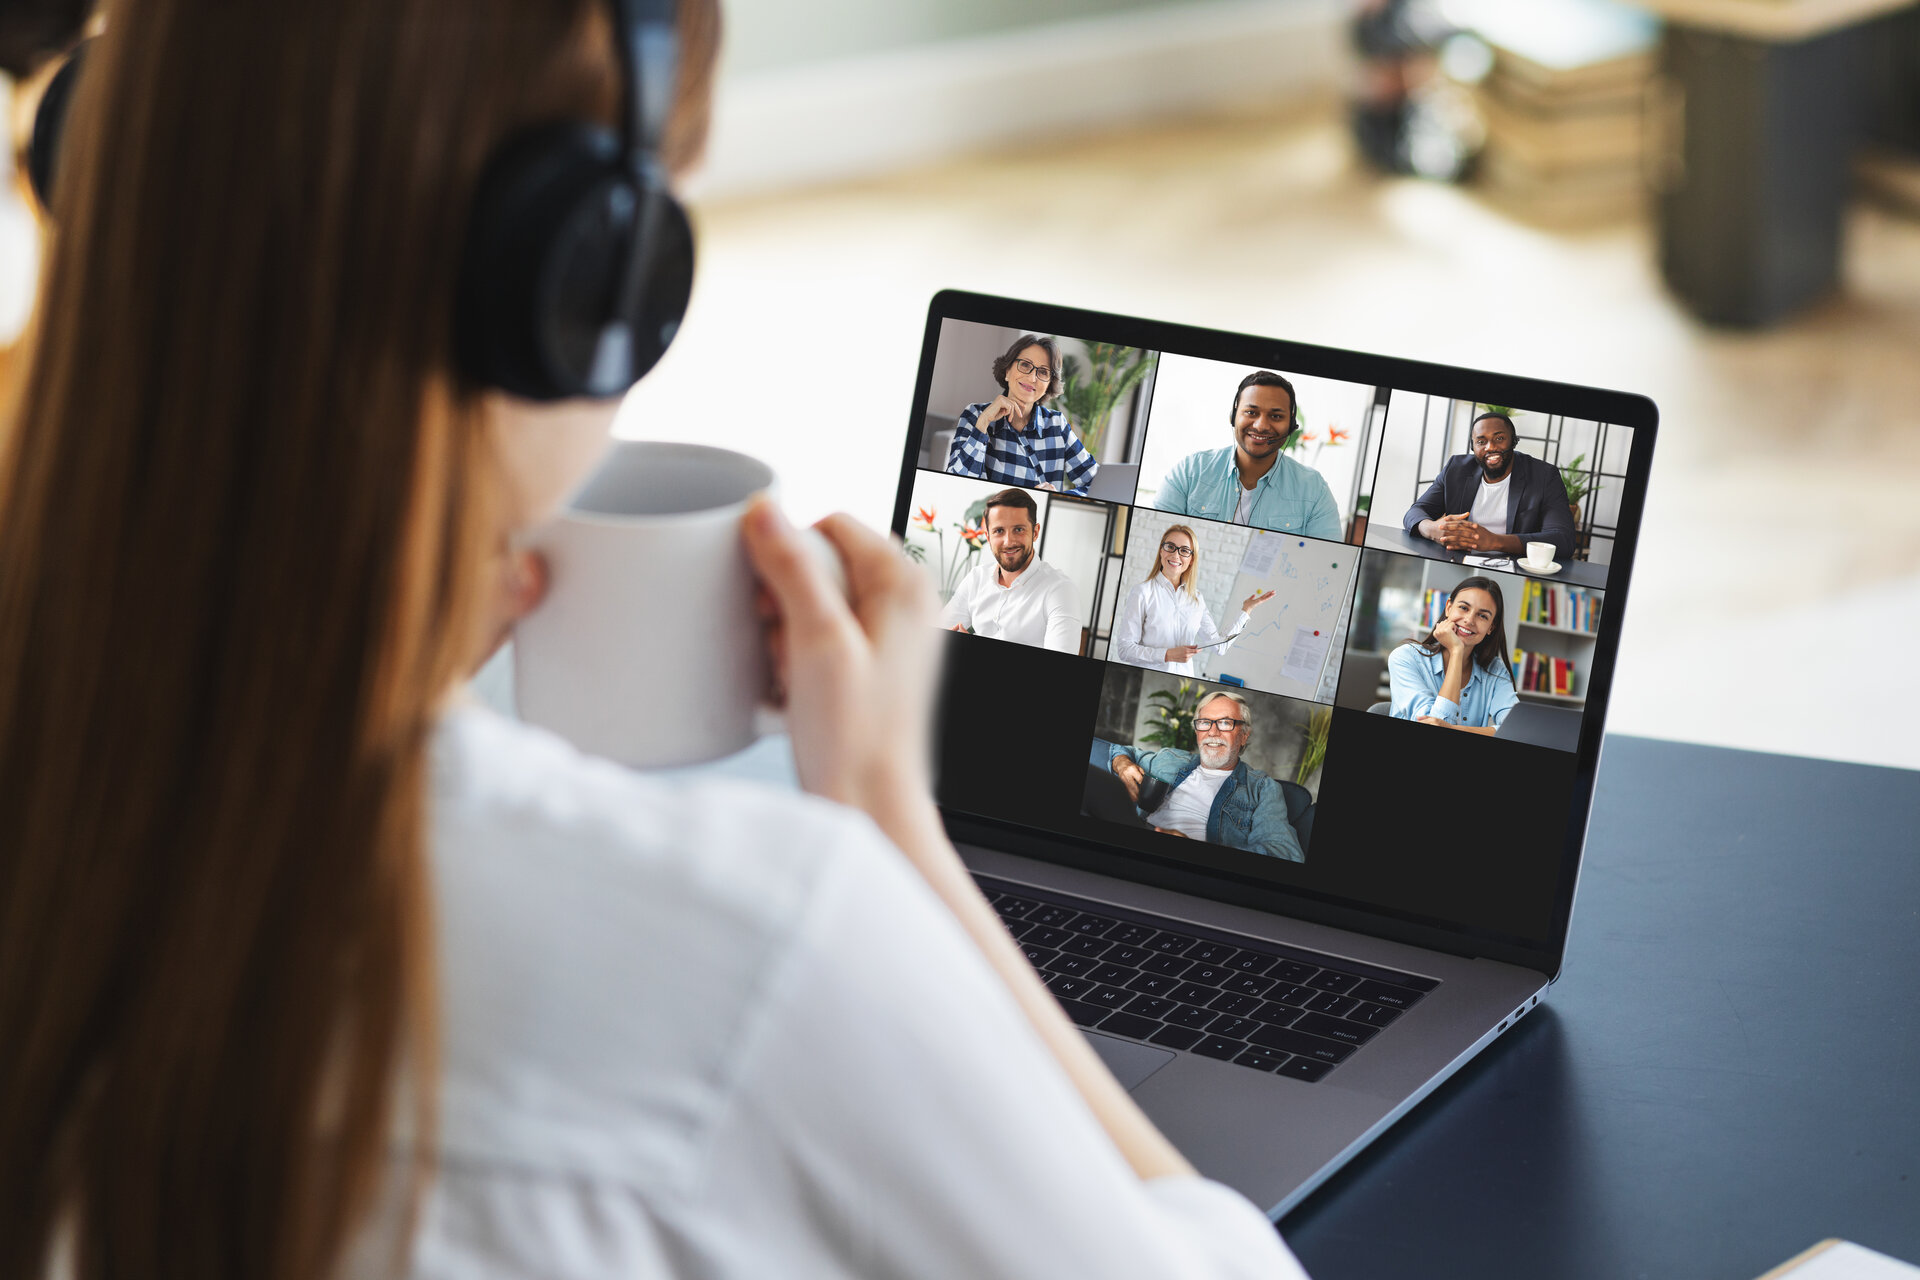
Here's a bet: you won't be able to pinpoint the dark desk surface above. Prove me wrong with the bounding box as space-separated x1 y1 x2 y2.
1366 522 1613 591
1284 736 1920 1279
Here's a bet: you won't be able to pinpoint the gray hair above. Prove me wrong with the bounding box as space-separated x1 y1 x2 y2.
1197 689 1252 728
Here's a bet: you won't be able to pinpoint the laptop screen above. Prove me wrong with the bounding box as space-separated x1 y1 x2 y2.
895 292 1654 961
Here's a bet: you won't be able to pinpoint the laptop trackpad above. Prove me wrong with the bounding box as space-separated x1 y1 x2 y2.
1083 1031 1176 1090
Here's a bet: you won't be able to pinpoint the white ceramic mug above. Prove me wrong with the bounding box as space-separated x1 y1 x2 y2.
1525 540 1555 568
514 441 839 769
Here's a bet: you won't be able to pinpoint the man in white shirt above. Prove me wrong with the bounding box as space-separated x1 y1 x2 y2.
940 487 1082 653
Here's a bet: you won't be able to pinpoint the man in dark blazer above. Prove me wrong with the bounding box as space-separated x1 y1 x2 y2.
1402 411 1575 562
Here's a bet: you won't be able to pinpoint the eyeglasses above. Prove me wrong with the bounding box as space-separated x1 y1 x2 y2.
1011 357 1054 381
1159 542 1194 558
1193 718 1246 732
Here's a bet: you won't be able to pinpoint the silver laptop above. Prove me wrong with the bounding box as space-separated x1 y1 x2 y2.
896 290 1654 1217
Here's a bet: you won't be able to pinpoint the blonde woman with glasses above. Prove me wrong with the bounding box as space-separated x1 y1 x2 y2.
1113 524 1275 675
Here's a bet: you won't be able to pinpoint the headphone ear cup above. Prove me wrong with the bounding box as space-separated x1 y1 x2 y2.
456 121 694 400
26 38 90 217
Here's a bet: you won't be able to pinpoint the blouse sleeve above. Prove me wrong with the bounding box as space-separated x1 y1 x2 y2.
1112 583 1164 667
694 827 1309 1280
1386 643 1441 720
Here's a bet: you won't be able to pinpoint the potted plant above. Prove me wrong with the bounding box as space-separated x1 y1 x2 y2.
1138 679 1201 753
906 504 987 602
1057 344 1156 462
1294 706 1332 787
1559 451 1596 524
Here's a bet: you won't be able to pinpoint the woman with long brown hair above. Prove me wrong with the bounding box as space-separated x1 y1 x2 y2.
0 2 1304 1276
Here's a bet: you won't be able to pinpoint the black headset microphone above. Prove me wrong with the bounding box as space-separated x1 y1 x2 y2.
26 0 694 402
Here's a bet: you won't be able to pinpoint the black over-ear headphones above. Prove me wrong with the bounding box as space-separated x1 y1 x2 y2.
26 0 694 402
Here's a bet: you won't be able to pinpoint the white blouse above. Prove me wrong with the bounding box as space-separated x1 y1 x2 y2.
1113 574 1249 676
373 701 1309 1279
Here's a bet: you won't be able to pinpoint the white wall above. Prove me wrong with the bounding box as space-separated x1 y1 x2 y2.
1135 354 1376 523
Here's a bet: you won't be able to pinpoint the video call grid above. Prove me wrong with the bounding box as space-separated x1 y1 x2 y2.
910 323 1626 868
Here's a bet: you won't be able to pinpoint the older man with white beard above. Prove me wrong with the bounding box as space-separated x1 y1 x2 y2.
1105 690 1306 863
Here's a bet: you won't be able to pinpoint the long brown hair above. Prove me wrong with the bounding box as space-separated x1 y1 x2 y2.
0 2 717 1278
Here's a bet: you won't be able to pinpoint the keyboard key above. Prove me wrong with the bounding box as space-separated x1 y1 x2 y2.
1088 963 1137 986
1025 926 1071 949
1207 1016 1260 1040
1126 973 1180 997
1270 960 1317 984
1149 932 1197 955
1293 1012 1379 1046
1104 923 1157 946
1251 1001 1300 1027
1003 919 1035 940
1277 1056 1332 1082
1086 984 1134 1009
1021 945 1059 967
1271 984 1314 1006
1059 1000 1109 1027
1149 1024 1204 1050
1106 945 1152 967
1234 1049 1290 1072
1249 1024 1354 1063
1124 995 1178 1020
1029 905 1077 927
1351 1002 1402 1027
1187 941 1238 964
1306 971 1360 994
1351 979 1427 1010
1167 1004 1217 1029
1061 935 1111 956
994 895 1038 920
1142 954 1192 977
1168 983 1217 1005
1192 1036 1246 1060
1221 973 1275 997
1069 913 1118 934
1184 964 1232 987
1304 991 1358 1016
1227 950 1277 974
1044 954 1099 977
1098 1012 1160 1040
1049 976 1097 1000
1208 992 1262 1017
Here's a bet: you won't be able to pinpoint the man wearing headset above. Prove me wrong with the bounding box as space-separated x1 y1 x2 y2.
1151 370 1343 541
1403 409 1576 563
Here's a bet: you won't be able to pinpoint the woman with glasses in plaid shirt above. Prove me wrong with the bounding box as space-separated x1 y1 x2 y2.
945 333 1099 494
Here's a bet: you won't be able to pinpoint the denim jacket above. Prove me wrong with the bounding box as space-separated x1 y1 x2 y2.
1105 742 1305 863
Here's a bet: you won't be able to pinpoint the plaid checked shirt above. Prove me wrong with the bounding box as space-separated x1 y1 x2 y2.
945 402 1099 493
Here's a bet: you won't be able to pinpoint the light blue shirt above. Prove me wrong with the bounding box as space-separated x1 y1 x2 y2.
1153 446 1342 540
1387 643 1519 729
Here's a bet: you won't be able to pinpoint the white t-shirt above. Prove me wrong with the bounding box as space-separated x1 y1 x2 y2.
1232 482 1257 526
938 555 1082 652
367 701 1307 1279
1470 471 1511 535
1146 765 1234 840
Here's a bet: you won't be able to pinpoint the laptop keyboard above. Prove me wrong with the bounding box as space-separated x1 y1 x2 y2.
977 876 1437 1083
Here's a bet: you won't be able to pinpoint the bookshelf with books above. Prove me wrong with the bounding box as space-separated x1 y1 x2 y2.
1415 563 1603 709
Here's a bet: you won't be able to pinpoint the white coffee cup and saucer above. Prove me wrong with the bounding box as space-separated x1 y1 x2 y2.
1518 540 1561 575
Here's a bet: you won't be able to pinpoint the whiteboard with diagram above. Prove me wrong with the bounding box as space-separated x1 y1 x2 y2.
1194 532 1358 703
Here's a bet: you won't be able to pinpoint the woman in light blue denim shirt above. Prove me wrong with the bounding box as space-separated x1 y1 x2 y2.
1386 576 1518 734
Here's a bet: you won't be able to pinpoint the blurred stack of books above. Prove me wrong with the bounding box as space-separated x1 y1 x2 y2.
1456 0 1662 223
